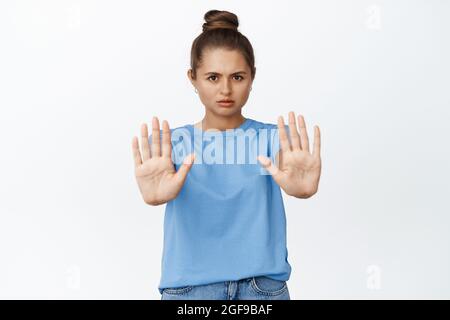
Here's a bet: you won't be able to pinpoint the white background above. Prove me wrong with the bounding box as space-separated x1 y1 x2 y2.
0 0 449 299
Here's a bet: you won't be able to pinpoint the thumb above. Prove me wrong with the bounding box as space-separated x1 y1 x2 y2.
175 153 195 184
257 155 280 177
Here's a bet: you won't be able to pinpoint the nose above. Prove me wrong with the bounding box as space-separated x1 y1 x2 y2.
220 79 232 95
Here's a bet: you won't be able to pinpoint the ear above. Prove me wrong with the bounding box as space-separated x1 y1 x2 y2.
187 69 195 84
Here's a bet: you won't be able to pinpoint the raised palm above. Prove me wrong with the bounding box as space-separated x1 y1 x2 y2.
132 117 195 205
257 112 322 198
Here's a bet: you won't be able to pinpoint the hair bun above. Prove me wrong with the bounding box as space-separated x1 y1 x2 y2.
202 10 239 32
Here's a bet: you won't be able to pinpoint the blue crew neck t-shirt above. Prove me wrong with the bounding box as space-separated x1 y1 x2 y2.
154 118 292 294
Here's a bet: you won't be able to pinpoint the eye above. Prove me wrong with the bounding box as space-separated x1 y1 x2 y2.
207 75 218 81
233 75 244 81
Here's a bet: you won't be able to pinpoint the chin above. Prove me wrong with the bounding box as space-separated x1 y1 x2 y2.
219 108 242 116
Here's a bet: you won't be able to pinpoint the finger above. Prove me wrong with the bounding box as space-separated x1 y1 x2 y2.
161 120 172 159
132 136 142 167
277 116 291 153
140 123 150 161
288 111 301 151
298 114 310 153
257 155 281 178
312 125 321 159
151 116 161 157
175 153 195 185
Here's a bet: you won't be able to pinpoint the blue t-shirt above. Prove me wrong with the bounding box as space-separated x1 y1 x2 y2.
152 118 292 294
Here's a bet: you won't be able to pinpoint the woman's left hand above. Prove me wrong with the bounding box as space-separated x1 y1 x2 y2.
257 112 322 199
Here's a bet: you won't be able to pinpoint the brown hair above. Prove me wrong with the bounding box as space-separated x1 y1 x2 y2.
190 10 256 80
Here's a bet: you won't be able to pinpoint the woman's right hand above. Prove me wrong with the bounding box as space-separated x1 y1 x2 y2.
132 117 195 206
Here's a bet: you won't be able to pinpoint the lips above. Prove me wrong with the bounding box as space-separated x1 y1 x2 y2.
217 100 235 107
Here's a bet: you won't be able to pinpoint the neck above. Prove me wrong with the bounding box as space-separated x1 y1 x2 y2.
196 113 246 132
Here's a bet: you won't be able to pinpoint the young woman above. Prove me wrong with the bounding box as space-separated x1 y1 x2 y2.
131 10 322 300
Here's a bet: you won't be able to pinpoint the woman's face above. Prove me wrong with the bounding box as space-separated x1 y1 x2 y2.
188 48 254 118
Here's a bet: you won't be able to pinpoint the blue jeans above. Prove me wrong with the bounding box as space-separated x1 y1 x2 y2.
160 276 290 300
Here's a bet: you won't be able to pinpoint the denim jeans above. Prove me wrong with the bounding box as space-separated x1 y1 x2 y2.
160 276 290 300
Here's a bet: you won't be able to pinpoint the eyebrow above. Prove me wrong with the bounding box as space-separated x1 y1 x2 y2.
204 71 247 76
